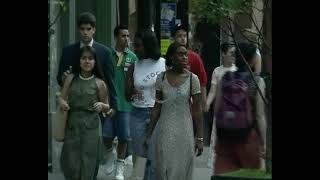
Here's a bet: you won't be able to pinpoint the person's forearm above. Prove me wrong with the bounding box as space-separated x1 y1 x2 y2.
195 109 204 139
256 79 266 146
201 86 207 109
257 115 267 146
147 104 161 137
193 94 204 139
105 77 117 110
206 84 216 107
125 65 134 102
256 89 266 146
57 96 65 104
125 82 134 101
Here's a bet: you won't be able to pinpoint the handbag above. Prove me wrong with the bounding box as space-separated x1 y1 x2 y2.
53 75 74 142
53 106 68 142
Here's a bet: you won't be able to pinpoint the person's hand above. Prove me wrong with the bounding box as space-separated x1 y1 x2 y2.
62 66 72 82
59 99 70 111
132 88 144 101
93 102 109 113
106 108 116 117
260 156 266 170
204 103 210 112
195 139 204 156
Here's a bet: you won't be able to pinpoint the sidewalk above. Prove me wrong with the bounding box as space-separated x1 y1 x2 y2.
48 146 212 180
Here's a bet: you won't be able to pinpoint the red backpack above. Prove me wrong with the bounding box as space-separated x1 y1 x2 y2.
215 71 253 139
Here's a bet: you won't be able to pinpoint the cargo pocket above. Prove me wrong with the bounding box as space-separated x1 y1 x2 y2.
83 113 100 129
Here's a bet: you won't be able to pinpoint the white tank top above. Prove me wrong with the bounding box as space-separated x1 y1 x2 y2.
132 57 166 107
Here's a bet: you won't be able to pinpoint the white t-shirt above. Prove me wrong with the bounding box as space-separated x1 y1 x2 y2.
211 64 237 85
132 57 166 108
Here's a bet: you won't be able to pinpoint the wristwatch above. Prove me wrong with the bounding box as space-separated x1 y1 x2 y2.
196 137 204 142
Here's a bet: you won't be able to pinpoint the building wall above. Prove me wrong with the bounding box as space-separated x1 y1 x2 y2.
128 0 137 45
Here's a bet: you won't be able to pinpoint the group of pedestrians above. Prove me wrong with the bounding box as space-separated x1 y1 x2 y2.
55 11 267 180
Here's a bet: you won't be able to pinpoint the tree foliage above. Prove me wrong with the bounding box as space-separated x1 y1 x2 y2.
191 0 254 23
48 0 68 33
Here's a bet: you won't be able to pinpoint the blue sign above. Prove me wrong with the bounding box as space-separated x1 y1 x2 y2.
161 3 176 38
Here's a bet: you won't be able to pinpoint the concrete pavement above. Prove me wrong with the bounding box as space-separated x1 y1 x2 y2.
48 146 213 180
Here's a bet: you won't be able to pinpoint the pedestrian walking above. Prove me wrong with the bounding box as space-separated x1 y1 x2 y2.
125 29 166 180
212 42 267 175
102 24 138 180
59 46 111 180
145 43 204 180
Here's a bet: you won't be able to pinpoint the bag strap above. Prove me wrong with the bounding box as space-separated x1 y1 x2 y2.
162 71 166 81
189 72 192 98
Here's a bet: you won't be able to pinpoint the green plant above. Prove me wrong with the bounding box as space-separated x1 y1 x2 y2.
223 169 271 178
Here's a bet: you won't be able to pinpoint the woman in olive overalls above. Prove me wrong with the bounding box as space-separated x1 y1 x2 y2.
58 46 112 180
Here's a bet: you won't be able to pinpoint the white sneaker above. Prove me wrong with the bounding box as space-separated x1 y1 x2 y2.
103 148 116 175
104 160 115 175
125 155 133 165
115 159 125 180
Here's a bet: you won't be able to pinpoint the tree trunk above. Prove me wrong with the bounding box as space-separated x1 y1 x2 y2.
261 0 272 173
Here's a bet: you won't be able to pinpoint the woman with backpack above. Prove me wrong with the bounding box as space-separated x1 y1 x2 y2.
212 42 267 175
205 42 237 171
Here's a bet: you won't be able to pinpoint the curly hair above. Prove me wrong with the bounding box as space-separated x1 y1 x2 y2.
165 43 187 67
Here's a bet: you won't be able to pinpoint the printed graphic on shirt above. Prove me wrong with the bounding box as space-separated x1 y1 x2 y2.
133 70 162 105
124 57 133 72
142 71 162 83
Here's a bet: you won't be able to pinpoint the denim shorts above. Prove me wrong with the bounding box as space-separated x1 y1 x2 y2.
102 111 130 141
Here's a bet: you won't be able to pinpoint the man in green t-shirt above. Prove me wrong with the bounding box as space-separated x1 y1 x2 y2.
102 24 137 180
